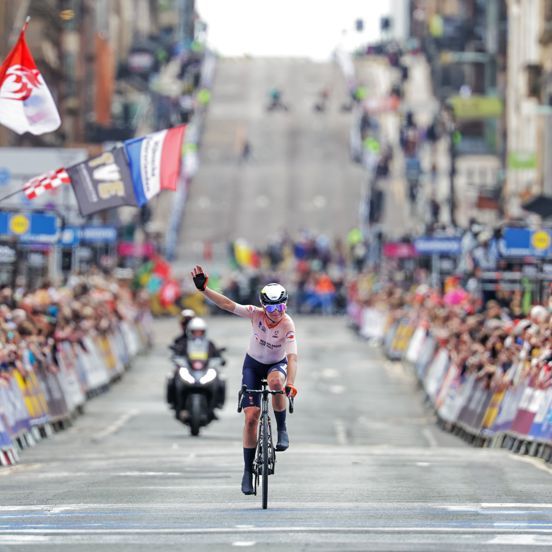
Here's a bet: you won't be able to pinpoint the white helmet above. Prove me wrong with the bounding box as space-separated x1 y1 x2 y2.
180 308 196 322
186 317 207 338
259 283 288 305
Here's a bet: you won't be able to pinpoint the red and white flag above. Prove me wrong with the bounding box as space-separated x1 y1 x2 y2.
0 19 61 135
23 168 71 200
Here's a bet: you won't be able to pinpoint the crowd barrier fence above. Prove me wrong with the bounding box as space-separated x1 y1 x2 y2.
0 313 152 467
355 304 552 464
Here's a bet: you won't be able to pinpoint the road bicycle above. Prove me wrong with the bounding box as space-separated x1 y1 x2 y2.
237 379 294 509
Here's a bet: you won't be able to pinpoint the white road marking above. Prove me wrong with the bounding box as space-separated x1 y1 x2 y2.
415 462 430 467
2 528 552 535
92 409 139 441
334 420 348 446
232 542 256 547
480 503 552 509
3 502 552 514
422 428 438 448
321 368 338 379
0 536 49 543
329 385 345 394
116 472 184 477
488 535 552 545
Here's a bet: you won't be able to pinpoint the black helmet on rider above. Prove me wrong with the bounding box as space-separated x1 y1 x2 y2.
259 283 288 306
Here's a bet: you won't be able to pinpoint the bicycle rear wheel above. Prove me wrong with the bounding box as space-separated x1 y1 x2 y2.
261 414 269 509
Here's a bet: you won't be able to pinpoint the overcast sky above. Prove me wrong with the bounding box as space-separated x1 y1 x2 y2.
195 0 392 60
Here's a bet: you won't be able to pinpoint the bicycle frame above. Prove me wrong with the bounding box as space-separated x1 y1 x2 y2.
237 379 294 509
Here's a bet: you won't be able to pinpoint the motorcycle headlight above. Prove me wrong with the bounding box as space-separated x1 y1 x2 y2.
178 366 196 384
199 368 217 384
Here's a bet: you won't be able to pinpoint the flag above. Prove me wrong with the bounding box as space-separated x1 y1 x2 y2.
23 167 70 200
124 125 186 206
68 147 138 216
0 20 61 135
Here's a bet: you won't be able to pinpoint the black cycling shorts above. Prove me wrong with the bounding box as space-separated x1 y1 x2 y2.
241 353 287 408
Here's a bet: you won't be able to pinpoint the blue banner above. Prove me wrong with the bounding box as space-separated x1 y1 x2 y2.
503 227 552 257
81 226 117 244
60 226 117 246
0 212 59 243
414 237 462 255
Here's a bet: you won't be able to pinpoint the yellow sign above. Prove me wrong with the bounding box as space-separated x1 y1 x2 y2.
448 96 503 119
9 214 30 235
531 230 551 251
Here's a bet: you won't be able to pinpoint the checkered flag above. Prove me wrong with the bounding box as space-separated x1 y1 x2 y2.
23 167 71 200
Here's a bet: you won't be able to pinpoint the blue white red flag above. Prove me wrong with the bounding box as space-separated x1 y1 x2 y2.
124 125 186 206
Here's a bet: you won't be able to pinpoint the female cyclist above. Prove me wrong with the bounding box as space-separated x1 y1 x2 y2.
191 265 298 495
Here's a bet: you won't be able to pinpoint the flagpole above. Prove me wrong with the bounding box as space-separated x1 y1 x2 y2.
23 16 31 33
0 187 25 204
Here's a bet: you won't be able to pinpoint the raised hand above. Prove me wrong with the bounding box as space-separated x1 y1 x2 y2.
191 265 209 291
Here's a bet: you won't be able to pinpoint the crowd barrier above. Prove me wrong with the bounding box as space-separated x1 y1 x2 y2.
0 313 152 467
355 306 552 464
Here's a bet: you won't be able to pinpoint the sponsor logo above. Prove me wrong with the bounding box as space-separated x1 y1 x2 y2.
259 339 281 350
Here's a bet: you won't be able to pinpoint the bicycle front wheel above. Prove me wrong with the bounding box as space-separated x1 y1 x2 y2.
262 414 269 509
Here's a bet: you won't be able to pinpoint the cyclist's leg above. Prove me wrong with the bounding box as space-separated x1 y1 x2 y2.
267 364 287 412
268 361 289 451
241 354 263 448
241 355 262 494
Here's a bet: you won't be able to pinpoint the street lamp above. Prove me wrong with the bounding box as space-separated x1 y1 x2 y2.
443 104 459 228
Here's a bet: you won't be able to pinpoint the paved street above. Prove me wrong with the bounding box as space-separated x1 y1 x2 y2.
2 316 552 550
172 57 366 273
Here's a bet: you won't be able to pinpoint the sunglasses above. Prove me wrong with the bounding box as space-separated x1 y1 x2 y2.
264 303 286 314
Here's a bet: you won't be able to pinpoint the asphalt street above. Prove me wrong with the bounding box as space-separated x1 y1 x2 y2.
173 57 366 273
2 315 552 551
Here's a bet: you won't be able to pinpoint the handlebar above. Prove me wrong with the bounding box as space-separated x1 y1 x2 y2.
237 381 294 414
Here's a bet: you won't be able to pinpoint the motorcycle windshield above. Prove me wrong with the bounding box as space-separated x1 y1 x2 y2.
187 337 209 361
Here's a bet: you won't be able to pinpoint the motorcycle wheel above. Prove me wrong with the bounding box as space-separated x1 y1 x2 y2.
189 394 202 436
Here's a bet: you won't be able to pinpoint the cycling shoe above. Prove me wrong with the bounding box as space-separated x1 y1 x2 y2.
275 429 289 451
241 470 254 495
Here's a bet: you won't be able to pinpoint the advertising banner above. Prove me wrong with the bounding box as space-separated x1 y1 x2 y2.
69 148 138 216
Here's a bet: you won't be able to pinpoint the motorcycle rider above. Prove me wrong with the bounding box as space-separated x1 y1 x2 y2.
171 308 196 356
183 317 227 412
168 314 226 412
186 317 224 360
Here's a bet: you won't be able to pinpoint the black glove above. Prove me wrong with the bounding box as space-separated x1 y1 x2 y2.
193 272 209 291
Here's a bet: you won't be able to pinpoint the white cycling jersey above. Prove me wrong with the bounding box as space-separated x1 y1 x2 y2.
232 304 297 364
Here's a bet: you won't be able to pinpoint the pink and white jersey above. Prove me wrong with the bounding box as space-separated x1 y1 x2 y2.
232 304 297 364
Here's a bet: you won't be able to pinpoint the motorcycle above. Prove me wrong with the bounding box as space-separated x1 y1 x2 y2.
167 338 226 436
